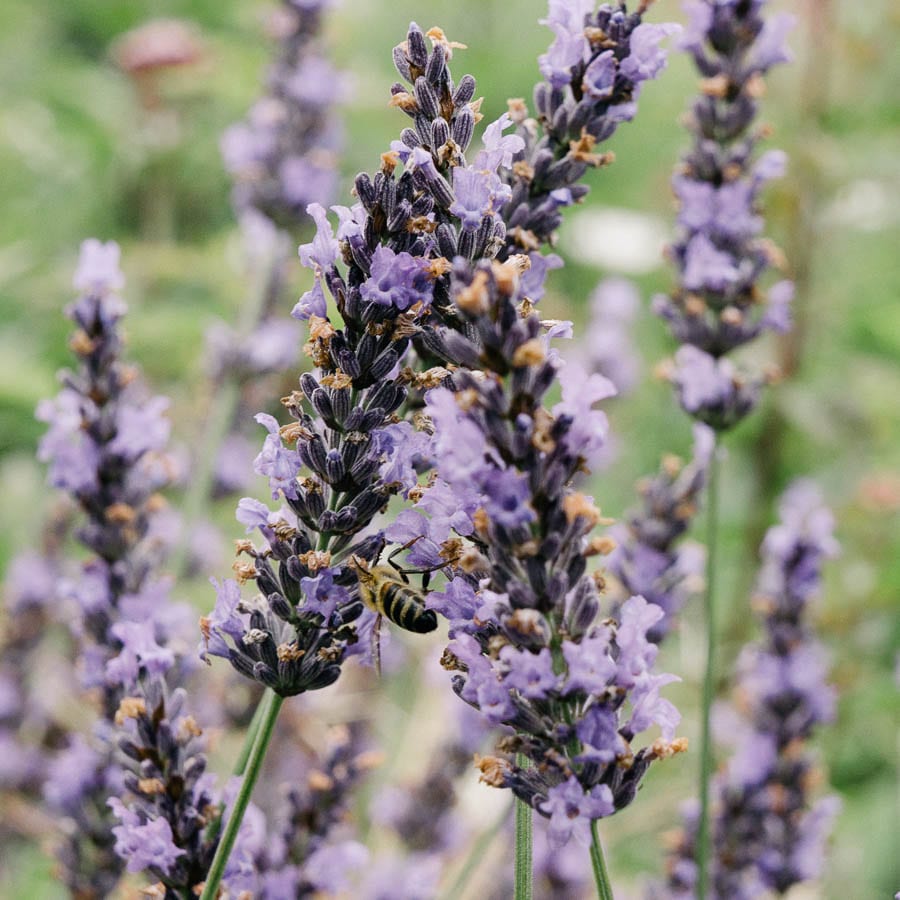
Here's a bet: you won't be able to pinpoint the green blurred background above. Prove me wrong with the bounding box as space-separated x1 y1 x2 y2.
0 0 897 896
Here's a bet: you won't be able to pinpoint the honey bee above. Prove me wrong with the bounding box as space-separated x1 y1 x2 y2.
350 554 438 676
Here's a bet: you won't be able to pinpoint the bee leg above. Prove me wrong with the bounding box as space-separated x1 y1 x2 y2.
386 536 425 575
393 560 447 578
371 613 382 679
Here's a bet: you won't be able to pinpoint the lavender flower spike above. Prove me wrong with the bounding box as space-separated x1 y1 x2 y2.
606 423 713 642
654 0 795 428
655 482 840 899
37 239 193 898
500 3 681 259
418 256 686 854
651 7 797 895
109 676 245 897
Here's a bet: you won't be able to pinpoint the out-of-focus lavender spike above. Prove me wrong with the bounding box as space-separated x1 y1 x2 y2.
605 423 713 642
570 275 643 395
654 0 795 429
498 3 682 259
204 315 301 383
246 721 374 895
221 0 345 229
650 6 799 893
653 482 840 898
1 502 71 779
35 240 196 897
361 680 496 897
36 240 190 716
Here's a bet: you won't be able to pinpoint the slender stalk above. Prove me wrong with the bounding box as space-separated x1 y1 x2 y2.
199 691 284 900
589 819 615 900
442 800 514 900
514 753 533 900
695 437 721 900
201 691 271 852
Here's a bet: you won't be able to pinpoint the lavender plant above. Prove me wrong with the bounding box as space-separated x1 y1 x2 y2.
2 2 863 897
651 3 797 891
654 482 839 899
36 240 193 897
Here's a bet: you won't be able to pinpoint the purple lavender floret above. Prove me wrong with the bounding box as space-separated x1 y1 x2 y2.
360 245 435 310
606 423 712 641
221 0 344 228
654 0 795 428
413 256 686 841
499 3 681 258
669 345 764 430
655 482 840 898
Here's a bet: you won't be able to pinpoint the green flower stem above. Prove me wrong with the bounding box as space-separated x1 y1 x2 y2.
232 691 267 777
200 691 269 850
514 752 533 900
589 819 615 900
696 437 721 900
442 800 513 900
200 690 284 900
